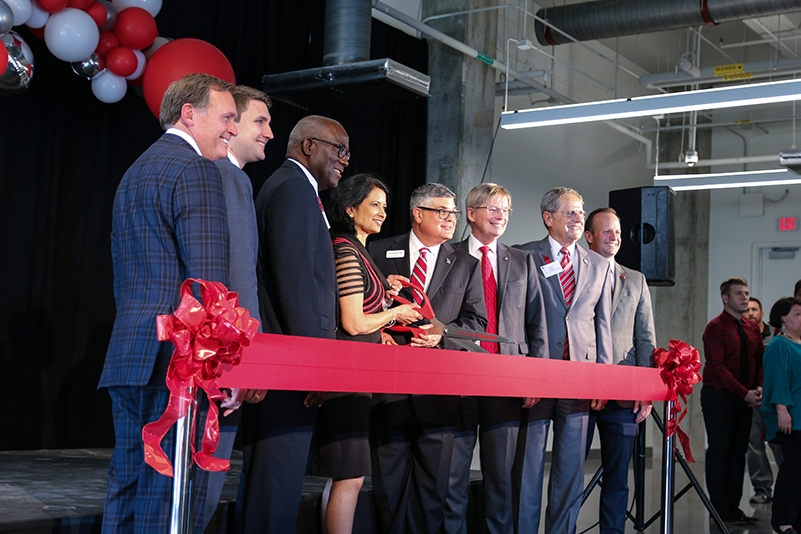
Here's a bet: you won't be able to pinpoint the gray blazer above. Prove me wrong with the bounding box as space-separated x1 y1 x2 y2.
515 237 613 364
610 263 656 367
455 240 548 359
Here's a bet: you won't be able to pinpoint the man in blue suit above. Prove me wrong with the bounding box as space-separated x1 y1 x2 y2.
513 187 613 534
584 207 656 534
98 73 238 533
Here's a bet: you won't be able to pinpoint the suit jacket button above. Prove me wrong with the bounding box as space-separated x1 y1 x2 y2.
565 316 570 321
557 341 563 347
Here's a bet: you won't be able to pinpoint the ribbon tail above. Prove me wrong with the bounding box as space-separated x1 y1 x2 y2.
193 382 229 472
676 425 695 463
142 378 193 477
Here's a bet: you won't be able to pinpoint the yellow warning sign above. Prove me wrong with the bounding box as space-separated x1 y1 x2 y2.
714 63 744 76
723 72 753 81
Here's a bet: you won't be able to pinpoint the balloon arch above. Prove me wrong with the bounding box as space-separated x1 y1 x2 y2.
0 0 235 113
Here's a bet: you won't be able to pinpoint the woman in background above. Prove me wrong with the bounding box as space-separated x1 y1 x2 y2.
762 296 801 534
314 173 421 534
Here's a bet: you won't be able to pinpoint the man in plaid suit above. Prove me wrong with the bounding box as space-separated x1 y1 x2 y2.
98 73 238 533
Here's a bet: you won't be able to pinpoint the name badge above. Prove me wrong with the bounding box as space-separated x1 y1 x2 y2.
386 249 405 259
540 262 563 278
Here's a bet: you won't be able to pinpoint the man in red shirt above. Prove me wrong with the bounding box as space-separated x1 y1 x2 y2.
702 277 764 524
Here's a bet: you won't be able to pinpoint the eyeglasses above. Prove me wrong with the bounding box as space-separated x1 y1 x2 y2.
474 206 513 217
418 206 462 221
550 209 586 220
309 137 351 161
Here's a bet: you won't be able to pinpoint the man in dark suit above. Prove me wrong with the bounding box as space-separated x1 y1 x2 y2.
368 182 487 534
239 115 349 533
98 73 238 533
583 207 656 534
444 183 548 534
513 187 613 534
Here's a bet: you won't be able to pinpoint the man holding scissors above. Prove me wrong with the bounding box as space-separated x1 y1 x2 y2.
368 182 487 534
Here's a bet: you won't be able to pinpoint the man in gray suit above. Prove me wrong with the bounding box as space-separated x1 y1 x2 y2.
513 187 613 534
583 207 656 534
444 183 548 534
368 183 487 534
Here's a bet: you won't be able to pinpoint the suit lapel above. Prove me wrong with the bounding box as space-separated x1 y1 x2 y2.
427 242 456 298
496 243 511 312
538 239 568 310
612 263 626 314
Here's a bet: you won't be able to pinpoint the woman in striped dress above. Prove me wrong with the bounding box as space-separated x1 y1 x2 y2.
314 173 421 534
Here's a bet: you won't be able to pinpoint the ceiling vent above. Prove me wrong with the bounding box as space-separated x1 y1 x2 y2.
263 0 429 110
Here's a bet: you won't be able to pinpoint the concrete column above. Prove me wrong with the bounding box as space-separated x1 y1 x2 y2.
650 189 710 459
422 0 497 234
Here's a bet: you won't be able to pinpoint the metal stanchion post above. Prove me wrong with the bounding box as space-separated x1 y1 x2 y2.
632 417 646 532
659 401 675 534
170 386 197 534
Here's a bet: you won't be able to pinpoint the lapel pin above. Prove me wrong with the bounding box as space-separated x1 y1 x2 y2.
583 258 589 264
446 258 452 264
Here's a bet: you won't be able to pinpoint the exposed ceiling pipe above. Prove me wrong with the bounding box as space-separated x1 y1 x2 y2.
324 0 371 66
639 56 801 88
534 0 801 46
370 0 654 163
648 154 778 170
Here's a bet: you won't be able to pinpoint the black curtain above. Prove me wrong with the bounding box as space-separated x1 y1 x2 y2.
0 1 427 450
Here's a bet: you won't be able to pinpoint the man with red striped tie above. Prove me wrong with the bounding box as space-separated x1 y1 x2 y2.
513 187 613 534
368 182 487 534
444 183 548 534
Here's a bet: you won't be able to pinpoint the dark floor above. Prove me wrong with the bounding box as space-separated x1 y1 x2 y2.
0 448 778 534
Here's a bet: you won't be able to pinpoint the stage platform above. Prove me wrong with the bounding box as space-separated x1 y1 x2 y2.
0 448 775 534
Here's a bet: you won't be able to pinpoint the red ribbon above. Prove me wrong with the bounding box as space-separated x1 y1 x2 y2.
654 339 702 462
142 278 259 477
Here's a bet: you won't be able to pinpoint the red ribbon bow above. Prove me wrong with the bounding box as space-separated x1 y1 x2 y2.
654 339 702 462
142 278 259 477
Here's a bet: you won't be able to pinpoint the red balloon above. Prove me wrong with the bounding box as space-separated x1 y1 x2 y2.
84 1 107 27
28 26 46 39
112 7 157 50
68 0 93 8
95 30 118 58
0 45 7 72
142 38 235 118
106 46 137 77
37 0 68 13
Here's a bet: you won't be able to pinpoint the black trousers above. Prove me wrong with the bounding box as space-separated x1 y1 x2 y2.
772 431 801 529
701 385 753 516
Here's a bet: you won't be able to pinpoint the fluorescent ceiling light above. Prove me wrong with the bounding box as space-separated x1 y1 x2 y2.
501 78 801 129
653 169 801 191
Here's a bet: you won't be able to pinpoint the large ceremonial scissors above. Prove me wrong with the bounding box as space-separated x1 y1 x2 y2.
387 279 515 353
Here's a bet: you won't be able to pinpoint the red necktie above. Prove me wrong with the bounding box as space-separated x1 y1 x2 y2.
479 246 499 354
411 248 430 306
559 247 575 360
317 196 325 214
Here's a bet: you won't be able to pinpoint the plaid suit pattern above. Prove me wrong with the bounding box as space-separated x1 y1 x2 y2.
99 133 230 533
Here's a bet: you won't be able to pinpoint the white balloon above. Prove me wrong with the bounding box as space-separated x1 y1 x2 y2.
25 0 47 29
91 70 127 103
125 48 144 80
4 0 31 26
142 35 168 59
110 0 160 17
44 8 99 62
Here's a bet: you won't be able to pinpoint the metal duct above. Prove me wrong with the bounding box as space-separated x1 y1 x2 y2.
535 0 801 46
324 0 372 66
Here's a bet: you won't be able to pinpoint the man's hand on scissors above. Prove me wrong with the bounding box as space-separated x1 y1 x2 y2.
304 391 327 407
411 323 441 348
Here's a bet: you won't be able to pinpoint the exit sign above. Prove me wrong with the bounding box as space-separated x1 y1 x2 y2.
779 217 798 231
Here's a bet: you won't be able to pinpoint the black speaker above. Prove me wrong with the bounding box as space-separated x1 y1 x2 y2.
608 186 676 286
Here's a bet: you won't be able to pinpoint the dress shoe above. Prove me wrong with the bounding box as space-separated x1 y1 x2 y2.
751 492 773 504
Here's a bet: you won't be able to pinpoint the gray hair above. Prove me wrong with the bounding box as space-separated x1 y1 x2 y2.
409 183 456 221
540 187 583 228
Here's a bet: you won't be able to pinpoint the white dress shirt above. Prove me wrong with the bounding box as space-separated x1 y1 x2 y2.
467 234 498 285
287 157 330 229
408 230 441 294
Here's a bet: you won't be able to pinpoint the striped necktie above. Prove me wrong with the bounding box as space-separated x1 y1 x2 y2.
559 247 575 360
411 247 430 306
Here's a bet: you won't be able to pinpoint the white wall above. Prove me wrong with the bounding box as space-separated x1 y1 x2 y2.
707 110 801 321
